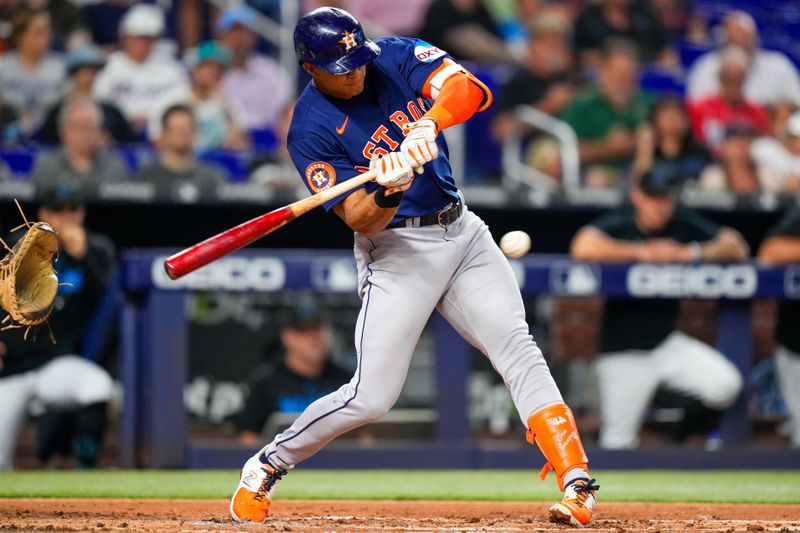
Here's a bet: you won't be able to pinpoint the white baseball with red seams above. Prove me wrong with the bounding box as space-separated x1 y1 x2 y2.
500 231 532 259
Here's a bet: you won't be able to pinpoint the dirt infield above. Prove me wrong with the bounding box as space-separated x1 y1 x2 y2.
1 499 799 532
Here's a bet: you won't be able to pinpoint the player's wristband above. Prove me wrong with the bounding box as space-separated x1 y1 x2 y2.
374 186 403 208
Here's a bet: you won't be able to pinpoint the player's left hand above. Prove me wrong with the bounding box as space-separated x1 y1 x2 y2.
401 118 439 174
371 151 414 195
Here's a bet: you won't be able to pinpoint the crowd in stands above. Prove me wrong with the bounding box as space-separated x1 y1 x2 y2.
0 2 294 188
2 0 800 469
487 0 800 194
0 0 798 195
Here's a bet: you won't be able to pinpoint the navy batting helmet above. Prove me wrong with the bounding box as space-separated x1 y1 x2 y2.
294 7 380 75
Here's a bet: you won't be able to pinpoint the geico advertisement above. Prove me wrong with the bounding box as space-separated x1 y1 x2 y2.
626 264 757 298
151 256 359 292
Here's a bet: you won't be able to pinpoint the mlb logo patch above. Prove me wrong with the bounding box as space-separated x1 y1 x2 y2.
549 262 600 296
785 265 800 299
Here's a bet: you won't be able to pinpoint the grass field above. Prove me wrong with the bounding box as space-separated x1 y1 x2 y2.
1 470 799 504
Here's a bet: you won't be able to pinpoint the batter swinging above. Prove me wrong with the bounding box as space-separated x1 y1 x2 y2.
231 7 599 527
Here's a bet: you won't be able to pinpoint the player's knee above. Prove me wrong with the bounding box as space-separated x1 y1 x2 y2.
76 368 114 405
360 404 392 422
351 392 396 422
362 396 395 422
336 380 358 404
702 365 743 410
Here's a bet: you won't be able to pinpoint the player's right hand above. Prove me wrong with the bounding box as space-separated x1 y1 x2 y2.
371 151 414 194
401 118 439 174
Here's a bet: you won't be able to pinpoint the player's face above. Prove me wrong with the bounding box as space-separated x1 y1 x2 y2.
305 64 366 99
37 206 86 232
282 325 332 366
632 187 675 233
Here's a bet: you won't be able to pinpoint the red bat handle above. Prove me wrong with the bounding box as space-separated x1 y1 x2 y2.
164 205 295 279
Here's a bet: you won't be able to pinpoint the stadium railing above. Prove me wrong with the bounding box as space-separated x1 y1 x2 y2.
502 105 581 194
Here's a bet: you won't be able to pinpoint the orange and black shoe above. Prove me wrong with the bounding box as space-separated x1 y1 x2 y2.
548 478 599 528
230 455 289 523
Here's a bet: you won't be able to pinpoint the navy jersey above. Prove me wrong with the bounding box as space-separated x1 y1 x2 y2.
288 37 460 222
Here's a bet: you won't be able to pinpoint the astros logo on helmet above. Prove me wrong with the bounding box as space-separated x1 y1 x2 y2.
339 30 358 52
293 7 380 74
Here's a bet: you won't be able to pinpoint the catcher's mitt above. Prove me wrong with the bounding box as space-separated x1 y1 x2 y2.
0 205 60 340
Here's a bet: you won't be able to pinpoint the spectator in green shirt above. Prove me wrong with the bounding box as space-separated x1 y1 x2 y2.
561 38 653 188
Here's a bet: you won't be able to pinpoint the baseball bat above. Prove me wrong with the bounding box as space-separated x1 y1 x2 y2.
164 169 377 280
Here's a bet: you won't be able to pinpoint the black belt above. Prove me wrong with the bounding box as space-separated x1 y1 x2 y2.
387 200 463 229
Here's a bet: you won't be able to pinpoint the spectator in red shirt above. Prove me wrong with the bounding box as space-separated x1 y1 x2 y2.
687 46 770 153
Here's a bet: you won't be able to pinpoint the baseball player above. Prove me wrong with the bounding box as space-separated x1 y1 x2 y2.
231 7 599 527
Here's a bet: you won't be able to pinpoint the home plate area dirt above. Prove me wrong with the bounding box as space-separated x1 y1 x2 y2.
1 499 799 532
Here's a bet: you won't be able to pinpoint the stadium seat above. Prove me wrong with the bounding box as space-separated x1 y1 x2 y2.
114 145 156 175
676 41 710 71
640 69 687 97
249 128 279 152
0 146 37 177
198 149 250 182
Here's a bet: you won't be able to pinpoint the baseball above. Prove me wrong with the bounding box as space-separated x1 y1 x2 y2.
499 231 531 259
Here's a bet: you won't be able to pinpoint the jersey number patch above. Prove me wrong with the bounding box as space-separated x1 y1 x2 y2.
305 161 337 193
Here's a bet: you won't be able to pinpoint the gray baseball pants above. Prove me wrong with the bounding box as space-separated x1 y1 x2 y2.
258 205 563 470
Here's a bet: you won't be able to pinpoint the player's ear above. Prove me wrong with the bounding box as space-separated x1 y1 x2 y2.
302 62 317 77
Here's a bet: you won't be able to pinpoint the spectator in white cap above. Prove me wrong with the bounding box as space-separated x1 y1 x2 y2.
687 10 800 107
751 112 800 194
93 4 189 133
216 4 292 130
0 8 66 137
184 41 249 151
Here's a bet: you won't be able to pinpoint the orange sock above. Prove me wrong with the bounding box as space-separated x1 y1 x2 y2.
526 403 589 491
